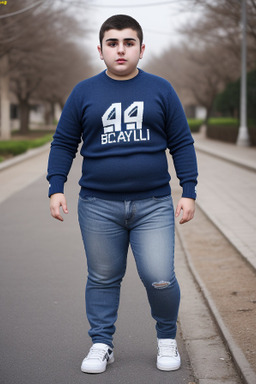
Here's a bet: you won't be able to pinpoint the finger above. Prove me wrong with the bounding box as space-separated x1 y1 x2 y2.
62 201 68 214
175 203 181 218
180 215 188 224
55 212 64 222
179 208 187 224
51 206 64 221
180 210 194 224
180 216 186 224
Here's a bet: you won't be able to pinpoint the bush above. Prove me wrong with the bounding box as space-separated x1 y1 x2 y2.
206 118 256 145
26 134 53 149
187 118 204 132
208 117 239 126
214 69 256 120
0 141 29 156
0 134 53 158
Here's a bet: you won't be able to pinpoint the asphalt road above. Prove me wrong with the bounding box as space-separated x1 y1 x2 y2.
0 156 195 384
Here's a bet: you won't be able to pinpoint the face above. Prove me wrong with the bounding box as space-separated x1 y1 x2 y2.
98 28 145 80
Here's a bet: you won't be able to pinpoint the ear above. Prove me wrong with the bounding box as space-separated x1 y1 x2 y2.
97 45 104 60
139 44 145 59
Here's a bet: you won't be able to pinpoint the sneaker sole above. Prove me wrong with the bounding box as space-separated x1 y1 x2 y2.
157 361 181 371
81 356 114 374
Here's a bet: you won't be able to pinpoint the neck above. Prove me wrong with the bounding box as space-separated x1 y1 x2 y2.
106 68 139 81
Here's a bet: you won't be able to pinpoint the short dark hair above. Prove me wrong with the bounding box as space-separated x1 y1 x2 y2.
99 14 143 47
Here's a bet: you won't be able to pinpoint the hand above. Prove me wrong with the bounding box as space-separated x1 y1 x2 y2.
175 197 195 224
50 193 68 222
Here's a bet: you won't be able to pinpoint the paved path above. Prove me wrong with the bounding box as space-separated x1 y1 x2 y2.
194 133 256 172
0 139 252 383
0 152 196 384
0 144 50 204
193 134 256 270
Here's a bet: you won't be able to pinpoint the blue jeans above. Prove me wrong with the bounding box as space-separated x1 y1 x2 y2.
78 195 180 349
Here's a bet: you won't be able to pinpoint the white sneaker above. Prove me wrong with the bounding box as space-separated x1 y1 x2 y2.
157 338 181 371
81 343 114 374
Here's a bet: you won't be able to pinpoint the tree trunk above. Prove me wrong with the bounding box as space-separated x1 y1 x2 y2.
58 99 65 111
44 103 51 125
204 101 214 124
44 101 55 124
50 102 55 124
19 99 30 134
0 55 11 139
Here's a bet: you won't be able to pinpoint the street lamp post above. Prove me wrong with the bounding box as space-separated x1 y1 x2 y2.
237 0 250 146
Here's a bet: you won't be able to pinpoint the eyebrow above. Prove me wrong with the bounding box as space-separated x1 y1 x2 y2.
105 38 137 42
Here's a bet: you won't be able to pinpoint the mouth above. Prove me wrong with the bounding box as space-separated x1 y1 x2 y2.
116 59 127 64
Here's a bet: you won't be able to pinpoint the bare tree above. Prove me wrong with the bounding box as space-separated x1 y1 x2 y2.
145 0 255 121
180 0 256 65
0 0 92 134
145 41 240 120
35 42 94 124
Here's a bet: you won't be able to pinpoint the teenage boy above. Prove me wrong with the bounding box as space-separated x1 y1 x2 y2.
47 14 198 374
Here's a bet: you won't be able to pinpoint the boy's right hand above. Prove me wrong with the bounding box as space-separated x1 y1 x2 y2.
50 193 68 222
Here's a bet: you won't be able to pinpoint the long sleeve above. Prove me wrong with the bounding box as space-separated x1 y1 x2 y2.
166 87 198 199
47 85 83 197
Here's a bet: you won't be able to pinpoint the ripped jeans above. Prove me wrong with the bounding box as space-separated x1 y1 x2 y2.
78 195 180 349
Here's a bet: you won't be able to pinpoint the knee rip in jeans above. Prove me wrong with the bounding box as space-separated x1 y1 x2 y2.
152 280 171 289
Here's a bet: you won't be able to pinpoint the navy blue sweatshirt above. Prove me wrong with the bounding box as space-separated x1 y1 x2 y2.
47 69 198 200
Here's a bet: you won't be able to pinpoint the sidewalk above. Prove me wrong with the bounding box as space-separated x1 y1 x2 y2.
0 147 243 384
194 133 256 172
1 136 255 270
1 136 255 269
193 133 256 270
0 137 255 383
0 143 50 204
0 142 246 384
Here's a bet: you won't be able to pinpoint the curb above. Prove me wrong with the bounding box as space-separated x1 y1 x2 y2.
176 224 256 384
0 143 50 173
194 144 256 173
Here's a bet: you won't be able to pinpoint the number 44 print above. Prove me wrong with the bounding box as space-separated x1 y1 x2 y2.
102 102 144 134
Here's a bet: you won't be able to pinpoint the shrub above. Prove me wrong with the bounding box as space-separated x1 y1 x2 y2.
0 134 53 158
206 118 256 145
208 117 239 126
214 69 256 120
0 141 29 156
27 134 53 149
187 118 204 132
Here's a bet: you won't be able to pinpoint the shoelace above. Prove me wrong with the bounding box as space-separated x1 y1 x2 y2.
87 346 109 361
158 342 178 357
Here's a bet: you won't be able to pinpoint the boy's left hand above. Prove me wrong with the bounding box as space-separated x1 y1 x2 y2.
175 198 195 224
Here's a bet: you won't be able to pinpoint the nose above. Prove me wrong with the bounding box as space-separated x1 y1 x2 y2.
117 42 125 55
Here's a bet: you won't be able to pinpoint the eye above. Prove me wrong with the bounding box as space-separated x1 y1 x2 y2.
125 41 134 47
108 42 117 47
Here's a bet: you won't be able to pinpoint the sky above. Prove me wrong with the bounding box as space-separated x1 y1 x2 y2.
79 0 201 69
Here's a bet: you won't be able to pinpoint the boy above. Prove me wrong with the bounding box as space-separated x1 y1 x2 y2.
47 15 198 374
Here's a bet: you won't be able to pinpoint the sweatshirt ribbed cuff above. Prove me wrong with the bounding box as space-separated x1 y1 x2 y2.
48 176 66 197
181 182 197 200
